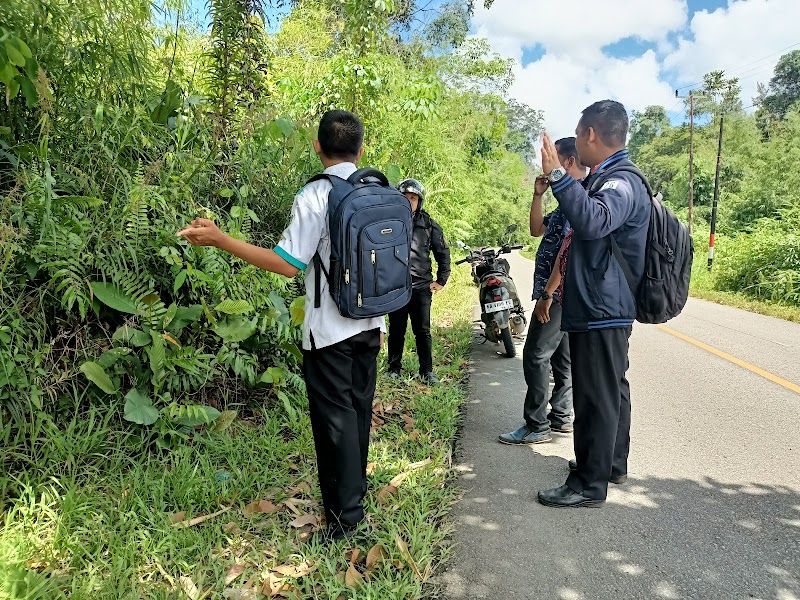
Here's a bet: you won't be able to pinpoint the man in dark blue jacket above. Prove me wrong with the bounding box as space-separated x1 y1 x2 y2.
536 100 650 508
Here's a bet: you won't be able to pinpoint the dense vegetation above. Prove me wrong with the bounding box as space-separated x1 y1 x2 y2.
630 59 800 308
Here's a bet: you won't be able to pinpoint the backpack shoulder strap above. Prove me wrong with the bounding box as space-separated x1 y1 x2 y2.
589 162 654 198
312 252 330 309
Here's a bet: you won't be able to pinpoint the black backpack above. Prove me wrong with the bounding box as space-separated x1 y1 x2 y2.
589 164 694 324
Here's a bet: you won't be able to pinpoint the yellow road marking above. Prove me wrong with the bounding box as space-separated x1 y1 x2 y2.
656 324 800 395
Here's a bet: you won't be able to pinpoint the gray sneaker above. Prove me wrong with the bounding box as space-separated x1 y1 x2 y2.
421 372 440 386
498 426 552 445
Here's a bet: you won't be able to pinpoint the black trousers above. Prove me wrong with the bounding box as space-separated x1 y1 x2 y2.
566 327 631 501
522 303 572 432
303 329 381 528
387 287 433 375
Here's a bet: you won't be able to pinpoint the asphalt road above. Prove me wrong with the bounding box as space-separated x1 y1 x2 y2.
439 250 800 600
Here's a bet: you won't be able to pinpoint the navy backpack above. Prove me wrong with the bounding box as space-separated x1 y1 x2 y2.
310 168 413 319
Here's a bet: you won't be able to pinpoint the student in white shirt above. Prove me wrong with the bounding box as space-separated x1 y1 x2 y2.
178 110 385 543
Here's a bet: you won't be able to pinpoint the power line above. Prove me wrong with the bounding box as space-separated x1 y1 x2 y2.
674 40 800 92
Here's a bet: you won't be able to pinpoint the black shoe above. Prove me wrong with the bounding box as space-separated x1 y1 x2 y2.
312 522 365 545
420 372 440 386
550 422 574 433
568 460 628 485
387 369 401 380
537 485 604 508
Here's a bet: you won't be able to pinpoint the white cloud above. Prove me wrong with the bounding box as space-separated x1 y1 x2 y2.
663 0 800 106
469 0 800 138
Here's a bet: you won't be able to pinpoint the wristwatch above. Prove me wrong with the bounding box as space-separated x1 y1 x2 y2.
539 292 552 301
547 167 566 183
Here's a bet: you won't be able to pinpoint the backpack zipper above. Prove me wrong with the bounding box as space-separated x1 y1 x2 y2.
371 250 378 295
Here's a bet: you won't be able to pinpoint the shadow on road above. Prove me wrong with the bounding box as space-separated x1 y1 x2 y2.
440 454 800 600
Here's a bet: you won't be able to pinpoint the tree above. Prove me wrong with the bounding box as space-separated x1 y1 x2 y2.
693 70 742 120
755 50 800 136
503 99 544 163
628 105 671 161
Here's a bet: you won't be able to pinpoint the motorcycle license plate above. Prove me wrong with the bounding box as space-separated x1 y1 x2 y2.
484 299 514 313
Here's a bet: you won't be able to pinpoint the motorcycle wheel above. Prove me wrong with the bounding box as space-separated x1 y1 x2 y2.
501 327 515 358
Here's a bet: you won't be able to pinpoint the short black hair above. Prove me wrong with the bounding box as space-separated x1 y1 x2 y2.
579 100 628 148
318 110 364 159
554 137 578 162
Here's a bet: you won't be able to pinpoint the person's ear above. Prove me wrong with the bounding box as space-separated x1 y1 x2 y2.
313 140 322 156
356 147 365 163
587 127 597 144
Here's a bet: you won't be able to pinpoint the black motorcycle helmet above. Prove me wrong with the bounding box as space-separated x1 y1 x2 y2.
397 178 425 203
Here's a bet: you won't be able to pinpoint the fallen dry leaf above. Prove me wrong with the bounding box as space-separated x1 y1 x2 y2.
223 588 257 600
389 472 408 488
366 462 377 475
408 430 422 442
345 564 362 589
377 484 398 504
225 564 246 586
180 576 199 600
282 499 303 516
396 535 423 579
408 458 432 470
349 549 361 566
372 401 384 415
366 544 387 570
272 561 316 578
173 506 232 528
169 511 187 524
243 499 279 517
402 414 416 430
289 482 311 496
289 514 319 528
261 573 284 596
222 522 241 534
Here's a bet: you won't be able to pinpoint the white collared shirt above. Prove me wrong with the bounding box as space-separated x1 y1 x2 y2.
275 162 386 350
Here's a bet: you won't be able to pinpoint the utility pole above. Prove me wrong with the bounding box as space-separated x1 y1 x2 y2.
675 89 696 234
708 113 724 271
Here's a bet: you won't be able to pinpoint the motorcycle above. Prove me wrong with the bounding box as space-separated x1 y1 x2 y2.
455 225 527 358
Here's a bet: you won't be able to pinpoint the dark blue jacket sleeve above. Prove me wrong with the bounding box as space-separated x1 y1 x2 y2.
549 174 636 240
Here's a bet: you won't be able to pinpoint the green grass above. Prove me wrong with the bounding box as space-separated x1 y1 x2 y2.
0 269 475 600
689 258 800 323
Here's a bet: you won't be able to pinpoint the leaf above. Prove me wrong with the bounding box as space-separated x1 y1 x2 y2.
180 576 199 600
20 77 37 108
345 565 362 589
142 293 161 306
389 472 408 488
123 389 159 425
172 506 232 528
174 271 188 294
169 511 187 524
213 316 258 343
91 282 140 314
275 118 294 137
402 414 415 430
377 484 398 504
215 299 254 315
222 522 240 534
366 462 377 475
225 564 246 585
169 305 204 333
16 38 32 59
219 188 234 198
113 325 151 347
148 330 166 382
5 42 25 67
289 296 305 326
366 544 387 570
223 588 257 600
260 573 284 597
408 458 432 470
385 164 403 184
80 361 117 394
163 303 178 329
163 333 181 348
97 347 130 369
289 514 318 528
210 410 237 434
395 536 423 579
243 499 279 516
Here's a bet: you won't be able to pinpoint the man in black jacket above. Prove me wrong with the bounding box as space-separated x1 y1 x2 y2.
537 100 650 508
387 178 451 385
